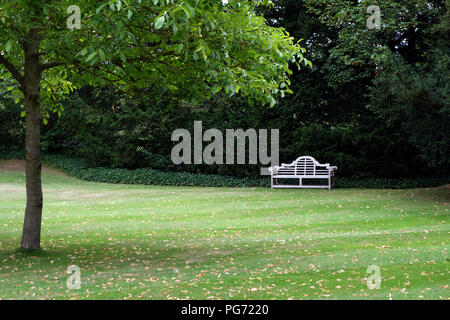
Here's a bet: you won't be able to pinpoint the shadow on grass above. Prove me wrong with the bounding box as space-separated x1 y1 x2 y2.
14 247 51 257
11 247 75 260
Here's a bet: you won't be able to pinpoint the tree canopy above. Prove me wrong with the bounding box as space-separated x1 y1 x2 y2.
1 0 308 110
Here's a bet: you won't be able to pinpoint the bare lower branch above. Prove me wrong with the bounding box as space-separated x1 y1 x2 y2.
0 54 24 86
39 61 64 72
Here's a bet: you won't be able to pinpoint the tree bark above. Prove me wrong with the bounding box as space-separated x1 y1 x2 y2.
20 28 43 250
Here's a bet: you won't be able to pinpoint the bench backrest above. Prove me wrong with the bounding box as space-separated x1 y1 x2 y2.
295 156 316 175
276 156 330 176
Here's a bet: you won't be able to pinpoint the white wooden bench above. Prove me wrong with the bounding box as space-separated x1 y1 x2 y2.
269 156 337 190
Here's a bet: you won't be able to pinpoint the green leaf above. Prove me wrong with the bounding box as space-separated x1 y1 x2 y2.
85 51 98 63
154 16 165 30
98 49 106 62
173 43 183 54
79 47 88 56
270 96 277 107
96 3 107 14
5 40 12 52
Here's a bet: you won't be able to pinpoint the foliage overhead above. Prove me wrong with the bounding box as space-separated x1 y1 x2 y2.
0 0 308 114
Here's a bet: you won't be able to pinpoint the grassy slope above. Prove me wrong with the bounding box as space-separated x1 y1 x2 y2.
0 166 448 300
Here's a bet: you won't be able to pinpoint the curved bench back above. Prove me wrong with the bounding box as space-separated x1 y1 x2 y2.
272 156 334 176
294 156 316 175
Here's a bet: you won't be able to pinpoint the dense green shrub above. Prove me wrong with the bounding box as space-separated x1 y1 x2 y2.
0 150 25 160
41 154 268 188
0 81 24 152
368 49 450 172
34 86 434 180
1 83 446 181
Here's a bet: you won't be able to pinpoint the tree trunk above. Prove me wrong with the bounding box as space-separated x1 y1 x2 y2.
20 28 43 250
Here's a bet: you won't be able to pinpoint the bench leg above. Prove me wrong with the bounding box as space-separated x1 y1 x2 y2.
328 176 331 190
271 176 273 189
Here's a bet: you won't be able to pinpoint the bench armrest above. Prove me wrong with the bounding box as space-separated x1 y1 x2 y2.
317 162 337 171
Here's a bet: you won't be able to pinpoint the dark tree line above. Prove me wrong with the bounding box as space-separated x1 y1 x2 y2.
1 0 449 180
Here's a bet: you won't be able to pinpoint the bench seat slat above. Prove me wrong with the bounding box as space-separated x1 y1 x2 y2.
272 185 330 189
273 175 331 178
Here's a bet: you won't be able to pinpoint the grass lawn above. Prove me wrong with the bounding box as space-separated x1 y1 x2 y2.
0 162 448 300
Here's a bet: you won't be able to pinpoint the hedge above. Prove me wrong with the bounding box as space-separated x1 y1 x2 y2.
1 151 449 189
1 151 267 187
